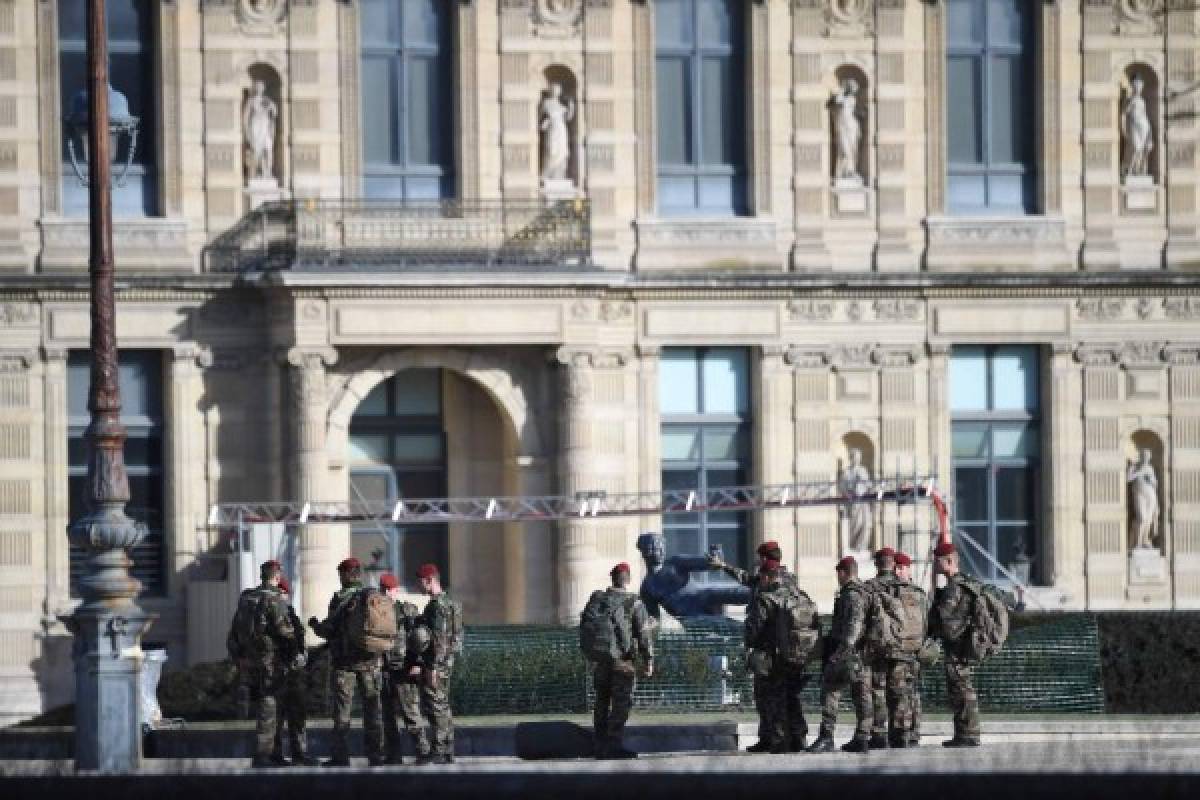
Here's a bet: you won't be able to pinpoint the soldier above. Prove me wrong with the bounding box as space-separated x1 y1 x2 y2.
709 540 804 753
895 552 923 747
308 557 386 766
743 559 819 754
226 559 297 768
928 541 982 747
864 546 898 749
271 577 317 766
379 572 431 765
807 556 872 754
416 563 462 765
584 562 655 760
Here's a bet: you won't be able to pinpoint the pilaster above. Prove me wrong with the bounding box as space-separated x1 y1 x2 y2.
1049 342 1085 607
756 345 793 560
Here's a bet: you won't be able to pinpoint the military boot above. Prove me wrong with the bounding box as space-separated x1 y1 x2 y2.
789 734 807 753
942 736 981 748
805 734 835 753
291 753 319 767
868 733 889 750
745 739 772 753
888 732 909 749
841 735 871 753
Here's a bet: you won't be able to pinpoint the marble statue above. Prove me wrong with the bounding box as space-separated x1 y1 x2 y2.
243 80 278 183
840 448 872 552
539 82 575 183
1127 448 1159 550
832 79 863 183
1122 75 1153 180
636 532 750 620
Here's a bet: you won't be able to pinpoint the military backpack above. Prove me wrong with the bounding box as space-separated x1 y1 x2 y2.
866 582 927 660
345 587 399 655
227 587 271 660
773 585 821 668
579 590 636 662
959 578 1010 662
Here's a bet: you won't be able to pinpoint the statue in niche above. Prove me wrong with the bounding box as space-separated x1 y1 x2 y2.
1121 75 1154 181
243 80 278 184
539 82 575 184
636 532 750 620
831 78 863 184
1127 448 1159 550
840 448 872 552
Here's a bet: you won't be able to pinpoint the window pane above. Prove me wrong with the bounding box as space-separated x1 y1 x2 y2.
349 433 390 463
947 0 981 45
107 0 143 42
988 0 1028 47
362 57 395 165
955 525 990 580
662 428 702 461
952 425 989 459
396 470 445 499
394 369 441 416
123 433 162 469
701 348 748 415
663 468 701 492
407 56 442 166
59 2 87 38
991 346 1039 412
393 433 443 463
995 467 1035 522
949 346 988 411
947 57 982 165
357 382 389 416
656 56 691 166
993 424 1038 458
705 467 746 490
702 427 746 461
664 527 700 558
706 525 746 569
398 526 449 587
350 470 395 503
697 0 733 46
990 55 1028 166
655 0 692 47
359 0 396 46
660 350 700 415
997 524 1034 571
954 467 989 522
404 0 443 46
700 56 736 166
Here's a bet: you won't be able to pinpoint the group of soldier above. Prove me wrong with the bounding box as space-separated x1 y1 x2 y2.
586 538 987 759
227 557 463 768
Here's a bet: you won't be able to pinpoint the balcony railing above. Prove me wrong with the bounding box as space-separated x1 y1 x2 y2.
205 198 593 273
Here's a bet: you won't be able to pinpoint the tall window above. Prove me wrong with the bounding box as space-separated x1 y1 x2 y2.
660 348 751 571
59 0 158 216
360 0 455 200
68 351 165 596
348 370 449 584
950 345 1041 584
946 0 1036 214
655 0 747 216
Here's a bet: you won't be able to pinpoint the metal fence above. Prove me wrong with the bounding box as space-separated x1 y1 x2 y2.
205 198 592 274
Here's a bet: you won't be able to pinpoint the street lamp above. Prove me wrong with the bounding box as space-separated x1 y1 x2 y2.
59 0 155 774
65 82 140 187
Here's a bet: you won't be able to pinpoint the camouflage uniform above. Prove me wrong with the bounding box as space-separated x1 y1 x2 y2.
419 591 463 759
312 582 385 763
272 603 312 762
382 600 431 761
228 583 297 762
591 587 654 755
929 573 981 741
743 575 812 752
719 562 800 747
864 569 924 744
816 577 872 740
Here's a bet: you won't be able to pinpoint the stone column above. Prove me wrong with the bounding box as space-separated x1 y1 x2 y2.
1050 342 1085 606
636 344 661 540
41 348 70 619
286 347 339 622
926 343 952 503
168 346 210 608
555 347 598 624
756 346 792 560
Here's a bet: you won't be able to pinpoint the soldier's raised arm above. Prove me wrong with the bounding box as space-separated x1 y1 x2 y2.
631 597 655 662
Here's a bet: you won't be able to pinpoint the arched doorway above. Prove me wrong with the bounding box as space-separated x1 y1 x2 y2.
345 367 519 623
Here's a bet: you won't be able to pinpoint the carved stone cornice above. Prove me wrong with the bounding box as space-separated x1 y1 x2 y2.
784 346 831 369
286 346 338 371
553 346 631 369
872 344 922 367
1074 342 1122 367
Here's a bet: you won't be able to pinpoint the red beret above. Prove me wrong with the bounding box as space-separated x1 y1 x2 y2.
416 563 440 579
756 540 780 556
894 552 913 567
278 577 291 594
874 547 895 560
378 573 399 590
934 541 957 558
762 558 781 572
610 562 631 576
261 559 282 571
337 557 361 572
836 556 857 571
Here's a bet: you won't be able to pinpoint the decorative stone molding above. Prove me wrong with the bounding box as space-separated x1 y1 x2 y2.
784 347 831 369
598 301 633 322
824 0 874 38
0 351 34 372
1116 0 1164 35
554 345 631 370
236 0 286 34
38 218 192 271
634 218 782 269
1135 297 1158 320
534 0 582 37
1165 297 1200 319
1164 344 1200 366
924 216 1072 270
286 346 338 372
872 345 923 368
788 298 836 321
1074 342 1123 367
872 298 921 322
1077 298 1128 321
1120 340 1165 368
0 303 37 327
830 343 875 369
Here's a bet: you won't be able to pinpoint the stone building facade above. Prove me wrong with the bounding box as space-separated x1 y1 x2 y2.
0 0 1198 721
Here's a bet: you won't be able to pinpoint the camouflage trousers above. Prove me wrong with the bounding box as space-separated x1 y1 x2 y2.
944 657 980 738
817 659 871 739
593 659 637 750
271 668 310 759
911 663 923 744
382 670 431 758
753 666 808 751
331 666 384 761
244 662 285 759
418 668 454 757
868 658 917 740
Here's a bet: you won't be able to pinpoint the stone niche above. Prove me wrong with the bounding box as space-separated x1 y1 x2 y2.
1119 64 1161 214
829 64 871 216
